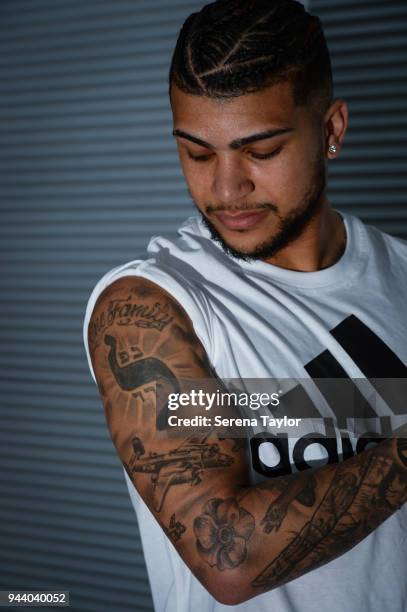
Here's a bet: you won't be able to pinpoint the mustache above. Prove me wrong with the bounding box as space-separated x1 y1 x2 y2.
185 190 278 214
205 202 278 214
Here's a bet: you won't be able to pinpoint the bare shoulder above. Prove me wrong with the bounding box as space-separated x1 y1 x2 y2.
87 274 212 384
88 275 197 348
93 274 179 306
89 275 190 337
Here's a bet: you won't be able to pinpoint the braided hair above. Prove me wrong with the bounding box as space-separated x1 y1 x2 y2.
169 0 333 113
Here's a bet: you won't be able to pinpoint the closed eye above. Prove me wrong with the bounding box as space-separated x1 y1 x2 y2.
249 146 283 160
187 147 283 162
187 152 213 162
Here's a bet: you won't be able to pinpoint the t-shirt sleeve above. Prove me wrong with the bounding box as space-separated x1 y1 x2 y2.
82 257 215 385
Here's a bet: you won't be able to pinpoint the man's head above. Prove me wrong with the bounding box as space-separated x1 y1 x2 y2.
169 0 348 263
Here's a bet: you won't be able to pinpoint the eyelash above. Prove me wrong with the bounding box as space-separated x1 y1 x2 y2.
187 147 283 162
250 147 283 160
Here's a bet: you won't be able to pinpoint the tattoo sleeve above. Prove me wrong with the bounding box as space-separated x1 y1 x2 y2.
88 276 407 606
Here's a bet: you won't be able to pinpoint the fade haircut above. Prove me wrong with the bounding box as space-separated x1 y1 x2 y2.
169 0 333 114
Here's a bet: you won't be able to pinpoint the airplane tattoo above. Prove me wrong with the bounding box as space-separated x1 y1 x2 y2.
126 431 234 512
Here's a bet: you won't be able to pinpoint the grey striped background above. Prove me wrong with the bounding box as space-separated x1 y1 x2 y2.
0 1 406 611
316 0 407 235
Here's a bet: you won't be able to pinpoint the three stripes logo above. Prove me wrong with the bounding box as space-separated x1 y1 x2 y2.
251 314 407 478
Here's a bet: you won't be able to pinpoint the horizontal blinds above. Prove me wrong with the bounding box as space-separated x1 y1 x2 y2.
311 0 407 238
0 1 204 611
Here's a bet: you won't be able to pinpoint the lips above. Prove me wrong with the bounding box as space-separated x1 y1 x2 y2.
213 209 269 230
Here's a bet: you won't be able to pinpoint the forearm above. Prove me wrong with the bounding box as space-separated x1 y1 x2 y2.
116 421 407 605
225 435 407 603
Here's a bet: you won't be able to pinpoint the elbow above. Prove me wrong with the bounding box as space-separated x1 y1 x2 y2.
207 587 244 606
201 571 252 606
212 591 247 606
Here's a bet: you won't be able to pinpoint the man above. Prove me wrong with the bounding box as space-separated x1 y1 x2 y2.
83 1 407 610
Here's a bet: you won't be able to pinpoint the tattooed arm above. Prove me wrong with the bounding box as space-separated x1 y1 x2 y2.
88 276 407 605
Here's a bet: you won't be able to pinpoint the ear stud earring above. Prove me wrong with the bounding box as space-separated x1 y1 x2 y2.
328 144 337 154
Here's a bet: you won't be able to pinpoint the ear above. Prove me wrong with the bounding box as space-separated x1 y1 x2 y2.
323 99 349 159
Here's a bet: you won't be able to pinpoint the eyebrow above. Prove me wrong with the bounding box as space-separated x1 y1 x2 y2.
172 127 294 150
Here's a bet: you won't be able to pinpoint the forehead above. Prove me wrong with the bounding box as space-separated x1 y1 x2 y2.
171 80 299 138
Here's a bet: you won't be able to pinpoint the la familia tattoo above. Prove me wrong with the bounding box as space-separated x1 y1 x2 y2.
89 296 173 350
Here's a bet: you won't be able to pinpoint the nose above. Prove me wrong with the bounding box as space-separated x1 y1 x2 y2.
211 155 255 205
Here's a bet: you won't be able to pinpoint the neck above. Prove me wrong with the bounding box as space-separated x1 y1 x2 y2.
263 202 346 272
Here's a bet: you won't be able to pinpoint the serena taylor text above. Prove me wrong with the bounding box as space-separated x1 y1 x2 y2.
168 415 302 428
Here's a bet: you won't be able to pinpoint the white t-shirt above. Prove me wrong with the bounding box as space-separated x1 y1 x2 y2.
83 211 407 612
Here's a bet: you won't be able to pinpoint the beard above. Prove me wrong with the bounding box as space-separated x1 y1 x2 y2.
196 153 327 262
